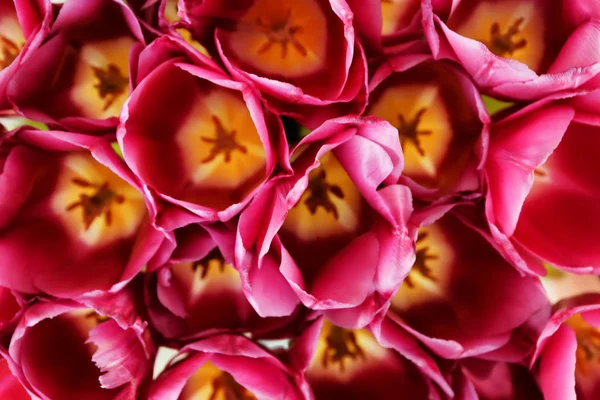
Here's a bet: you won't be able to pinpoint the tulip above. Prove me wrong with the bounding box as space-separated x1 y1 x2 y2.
177 0 368 128
423 0 600 100
379 203 549 360
8 295 154 400
288 316 453 399
484 100 600 274
149 334 307 400
532 294 600 400
146 221 294 340
235 116 413 327
8 0 146 133
367 54 489 200
0 128 163 297
0 0 52 110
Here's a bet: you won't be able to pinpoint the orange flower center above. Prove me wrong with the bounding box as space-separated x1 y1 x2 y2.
201 116 248 164
0 35 19 69
450 0 543 71
181 362 257 400
302 168 345 220
191 248 227 279
228 0 327 78
51 153 146 247
208 372 257 400
283 153 362 241
321 325 366 372
397 108 433 157
91 64 129 112
567 314 600 377
256 9 307 59
404 230 438 288
66 178 125 231
487 18 528 57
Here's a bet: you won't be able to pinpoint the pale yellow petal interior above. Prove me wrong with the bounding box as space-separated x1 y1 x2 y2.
51 153 146 248
452 0 544 72
283 152 362 241
71 37 134 119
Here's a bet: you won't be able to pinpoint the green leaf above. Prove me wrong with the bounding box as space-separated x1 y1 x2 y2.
482 95 513 116
111 142 124 159
0 116 48 131
544 263 565 279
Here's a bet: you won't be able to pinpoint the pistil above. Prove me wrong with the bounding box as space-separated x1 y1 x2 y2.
256 8 307 59
192 248 227 279
92 64 129 111
488 18 528 57
405 230 438 288
0 36 20 70
66 178 125 230
208 372 257 400
201 116 248 163
398 108 432 156
322 325 366 372
303 169 345 219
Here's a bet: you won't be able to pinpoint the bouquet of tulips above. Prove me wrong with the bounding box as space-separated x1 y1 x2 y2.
1 0 600 399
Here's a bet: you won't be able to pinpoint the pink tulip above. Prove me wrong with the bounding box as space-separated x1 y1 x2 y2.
146 221 296 340
0 0 52 110
379 203 549 360
423 0 600 100
8 293 155 400
8 0 146 133
0 128 163 297
149 334 308 400
484 100 600 274
235 116 413 327
532 294 600 400
118 37 287 224
288 316 453 399
367 53 489 200
177 0 368 128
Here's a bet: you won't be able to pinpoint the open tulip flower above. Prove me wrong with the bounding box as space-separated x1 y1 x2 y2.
176 0 368 128
146 221 294 341
367 54 489 199
530 294 600 400
235 116 413 326
0 128 163 297
0 0 51 110
119 37 286 224
423 0 600 100
3 0 600 398
149 333 308 400
380 203 549 360
7 0 145 133
288 316 453 399
485 101 600 274
6 292 155 400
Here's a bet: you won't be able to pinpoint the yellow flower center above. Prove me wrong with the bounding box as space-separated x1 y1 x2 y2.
0 14 25 71
180 362 257 400
51 153 146 247
71 37 134 119
228 0 327 78
283 153 362 241
392 225 454 311
567 314 600 377
450 0 544 71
